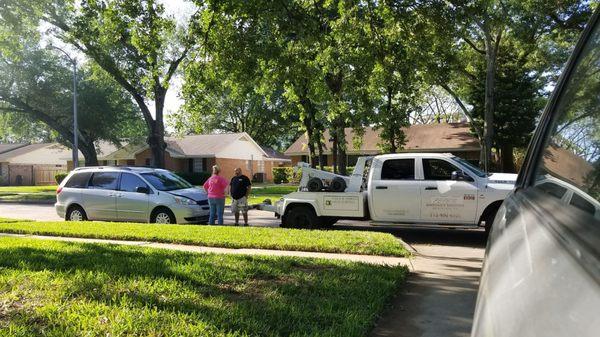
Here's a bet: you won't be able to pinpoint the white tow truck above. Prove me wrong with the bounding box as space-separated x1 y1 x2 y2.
262 153 517 232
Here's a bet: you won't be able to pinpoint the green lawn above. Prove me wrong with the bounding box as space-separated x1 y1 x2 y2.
0 185 56 193
0 185 56 202
0 221 409 257
0 237 408 336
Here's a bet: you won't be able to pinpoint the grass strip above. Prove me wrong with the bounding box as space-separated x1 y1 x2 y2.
0 221 409 257
0 237 408 336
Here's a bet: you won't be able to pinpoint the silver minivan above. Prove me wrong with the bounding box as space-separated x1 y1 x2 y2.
55 167 210 224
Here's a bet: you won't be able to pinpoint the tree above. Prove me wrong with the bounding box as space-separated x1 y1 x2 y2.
446 0 593 170
462 41 545 172
0 45 145 165
1 0 209 168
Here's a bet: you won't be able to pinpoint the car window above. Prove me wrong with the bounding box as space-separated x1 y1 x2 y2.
141 171 192 191
569 193 597 215
537 181 568 199
381 159 415 180
88 172 119 190
64 172 92 188
423 159 460 181
532 21 600 215
119 173 149 193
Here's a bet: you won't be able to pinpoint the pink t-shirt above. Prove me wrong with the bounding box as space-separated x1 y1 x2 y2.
203 175 229 199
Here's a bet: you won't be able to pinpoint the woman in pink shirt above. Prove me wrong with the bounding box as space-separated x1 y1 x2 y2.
203 165 229 225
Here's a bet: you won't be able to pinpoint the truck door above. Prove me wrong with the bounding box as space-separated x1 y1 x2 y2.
369 158 421 222
420 158 478 224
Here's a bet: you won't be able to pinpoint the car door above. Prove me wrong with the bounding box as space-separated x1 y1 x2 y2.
420 158 478 224
116 173 151 222
83 171 119 220
472 10 600 337
369 158 421 222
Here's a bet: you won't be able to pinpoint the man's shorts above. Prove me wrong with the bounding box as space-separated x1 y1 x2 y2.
231 196 248 214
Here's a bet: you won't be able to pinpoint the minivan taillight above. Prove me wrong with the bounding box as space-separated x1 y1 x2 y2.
56 187 63 194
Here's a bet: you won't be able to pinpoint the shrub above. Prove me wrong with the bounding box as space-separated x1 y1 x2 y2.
175 171 211 185
272 167 289 184
54 172 68 184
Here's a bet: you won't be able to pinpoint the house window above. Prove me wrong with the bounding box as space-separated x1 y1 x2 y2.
126 160 135 166
192 158 204 173
145 158 151 166
257 160 265 173
301 155 308 163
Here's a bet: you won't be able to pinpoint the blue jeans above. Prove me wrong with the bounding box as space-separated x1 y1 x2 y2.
208 198 225 225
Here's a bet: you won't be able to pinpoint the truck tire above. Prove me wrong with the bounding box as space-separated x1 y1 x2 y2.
283 205 320 229
329 177 346 192
307 178 323 192
483 205 501 236
320 217 338 228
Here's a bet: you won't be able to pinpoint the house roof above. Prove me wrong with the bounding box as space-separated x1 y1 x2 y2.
0 143 55 162
542 144 595 188
260 146 291 161
284 123 481 155
0 143 28 155
100 133 278 160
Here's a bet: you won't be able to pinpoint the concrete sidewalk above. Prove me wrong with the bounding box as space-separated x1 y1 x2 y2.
370 243 484 337
0 232 411 267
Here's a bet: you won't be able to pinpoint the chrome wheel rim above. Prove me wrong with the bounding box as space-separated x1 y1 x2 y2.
155 213 171 224
70 210 83 221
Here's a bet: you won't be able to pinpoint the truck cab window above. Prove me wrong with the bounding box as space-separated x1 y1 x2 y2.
423 159 460 181
381 159 415 180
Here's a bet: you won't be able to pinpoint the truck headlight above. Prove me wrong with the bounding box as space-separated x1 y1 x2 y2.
174 196 196 206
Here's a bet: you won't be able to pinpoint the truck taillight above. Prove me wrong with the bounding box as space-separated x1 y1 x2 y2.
56 187 63 194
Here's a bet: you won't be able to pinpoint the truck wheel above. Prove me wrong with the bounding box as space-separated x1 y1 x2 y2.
283 206 320 229
320 217 338 229
483 207 500 235
307 178 323 192
330 177 346 192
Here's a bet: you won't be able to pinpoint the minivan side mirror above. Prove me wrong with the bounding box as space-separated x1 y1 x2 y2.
136 186 150 194
451 171 474 182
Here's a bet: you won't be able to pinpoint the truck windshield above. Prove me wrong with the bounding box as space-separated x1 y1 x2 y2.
141 171 193 191
452 157 487 178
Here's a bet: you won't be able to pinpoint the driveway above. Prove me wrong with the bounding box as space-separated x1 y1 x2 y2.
0 203 485 337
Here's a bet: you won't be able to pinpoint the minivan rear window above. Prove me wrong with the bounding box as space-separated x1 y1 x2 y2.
64 172 92 188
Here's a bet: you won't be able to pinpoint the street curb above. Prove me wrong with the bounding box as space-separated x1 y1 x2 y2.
0 200 55 205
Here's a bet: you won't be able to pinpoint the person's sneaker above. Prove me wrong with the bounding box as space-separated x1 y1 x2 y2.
243 223 249 227
234 223 239 226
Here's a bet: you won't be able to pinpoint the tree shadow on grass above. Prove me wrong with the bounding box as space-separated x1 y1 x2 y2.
0 241 406 336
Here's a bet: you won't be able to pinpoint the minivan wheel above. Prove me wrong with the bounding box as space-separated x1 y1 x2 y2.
66 206 87 221
151 208 176 224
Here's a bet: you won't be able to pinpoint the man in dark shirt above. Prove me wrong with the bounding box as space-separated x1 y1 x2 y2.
230 167 252 226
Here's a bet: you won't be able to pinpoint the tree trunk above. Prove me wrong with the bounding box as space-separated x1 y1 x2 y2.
482 27 502 172
316 137 324 170
331 129 338 174
337 124 347 175
501 144 515 173
78 141 98 167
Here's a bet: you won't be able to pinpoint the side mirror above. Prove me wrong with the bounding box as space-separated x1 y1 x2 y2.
451 171 473 182
136 186 150 194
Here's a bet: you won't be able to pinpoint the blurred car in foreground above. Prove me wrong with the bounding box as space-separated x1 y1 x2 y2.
472 8 600 337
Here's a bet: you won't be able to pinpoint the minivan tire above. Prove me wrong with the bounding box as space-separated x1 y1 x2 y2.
66 205 87 221
151 208 176 224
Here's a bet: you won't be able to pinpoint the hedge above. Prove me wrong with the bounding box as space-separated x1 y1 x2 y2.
272 166 355 184
54 172 68 184
175 171 211 185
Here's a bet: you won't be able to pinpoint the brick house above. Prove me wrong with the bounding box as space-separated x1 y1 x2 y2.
285 123 482 166
69 133 291 183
